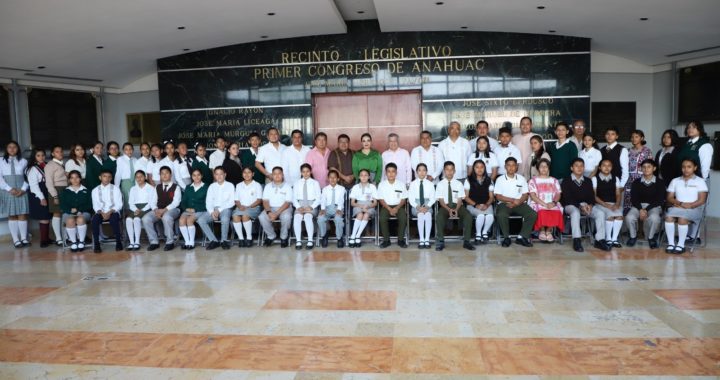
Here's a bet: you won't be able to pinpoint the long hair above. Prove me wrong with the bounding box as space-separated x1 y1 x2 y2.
24 148 45 176
68 143 86 166
4 141 20 162
474 136 491 159
530 135 545 168
469 159 489 188
150 143 163 163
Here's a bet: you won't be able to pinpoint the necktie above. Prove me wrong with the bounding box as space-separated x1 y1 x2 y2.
574 179 582 186
447 181 454 208
302 180 308 207
331 186 336 210
9 158 15 176
129 158 134 177
419 180 425 206
164 185 168 193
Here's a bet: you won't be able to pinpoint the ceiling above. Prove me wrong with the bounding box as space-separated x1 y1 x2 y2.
1 0 718 88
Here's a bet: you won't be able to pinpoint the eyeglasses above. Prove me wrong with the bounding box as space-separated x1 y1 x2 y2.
574 125 585 129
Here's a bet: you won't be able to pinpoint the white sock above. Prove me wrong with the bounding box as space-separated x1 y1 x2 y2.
605 221 613 241
423 213 432 243
358 220 369 237
611 220 623 242
66 227 77 243
232 222 243 241
677 224 688 248
243 221 252 240
17 220 27 240
417 217 425 242
665 222 675 246
51 217 61 241
179 226 190 246
77 224 87 243
8 220 19 243
293 214 303 241
133 218 142 244
187 225 196 245
125 218 135 244
482 215 494 235
304 214 314 239
475 215 483 237
351 219 362 238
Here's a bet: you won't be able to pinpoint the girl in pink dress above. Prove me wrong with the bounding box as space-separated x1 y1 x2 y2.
528 158 564 242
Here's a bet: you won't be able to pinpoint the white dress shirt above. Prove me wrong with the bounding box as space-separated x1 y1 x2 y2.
152 182 181 210
209 149 226 170
235 180 263 207
282 145 311 184
493 174 529 199
381 148 412 185
27 165 45 200
435 178 465 204
0 157 28 192
159 156 190 190
320 184 346 211
494 143 522 175
292 177 321 209
91 183 123 213
114 154 138 185
410 145 444 182
349 183 378 202
64 159 87 179
377 179 408 206
128 183 156 212
256 142 286 174
408 178 436 208
579 147 602 178
438 137 472 179
603 142 630 187
667 175 709 202
262 181 293 208
591 175 623 190
467 151 499 170
206 181 235 212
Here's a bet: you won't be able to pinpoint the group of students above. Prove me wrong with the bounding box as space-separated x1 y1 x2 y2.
0 117 711 254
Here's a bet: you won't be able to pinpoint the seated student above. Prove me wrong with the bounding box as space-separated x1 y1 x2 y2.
142 166 181 251
435 161 475 251
259 166 293 247
232 167 263 248
664 158 708 254
494 127 522 176
179 169 208 250
408 163 436 249
464 160 495 244
199 166 235 250
624 158 665 248
592 159 624 250
527 159 563 243
318 170 347 248
60 170 92 252
126 170 155 251
378 163 409 248
91 169 124 253
292 163 321 250
494 157 537 247
348 169 378 248
561 158 600 252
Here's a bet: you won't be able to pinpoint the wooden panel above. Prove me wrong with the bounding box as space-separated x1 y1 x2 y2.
314 94 368 151
367 92 422 152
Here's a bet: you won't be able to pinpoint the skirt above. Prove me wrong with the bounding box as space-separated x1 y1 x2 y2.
595 203 623 218
352 201 376 218
48 186 66 214
233 205 261 219
534 209 565 230
466 204 493 216
128 203 150 218
0 174 29 216
666 206 703 222
28 182 52 220
120 179 134 210
294 206 318 217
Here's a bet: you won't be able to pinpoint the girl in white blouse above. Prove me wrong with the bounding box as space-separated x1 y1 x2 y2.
1 141 30 247
135 143 152 176
64 143 87 180
147 143 164 186
26 148 53 247
408 163 436 249
292 164 322 249
579 134 602 178
348 169 378 248
126 170 156 250
232 167 263 247
467 136 498 182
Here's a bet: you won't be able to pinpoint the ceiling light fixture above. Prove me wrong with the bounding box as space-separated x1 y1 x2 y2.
357 10 365 14
267 12 275 16
177 26 186 30
435 2 444 5
261 35 268 39
639 17 649 20
37 66 46 69
96 46 104 49
461 26 468 29
548 30 556 33
537 6 546 9
183 48 190 51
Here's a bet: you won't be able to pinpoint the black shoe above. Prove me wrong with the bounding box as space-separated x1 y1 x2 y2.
501 238 511 247
594 240 611 251
147 244 160 251
320 235 329 248
115 243 123 252
474 237 481 245
40 240 49 248
245 240 254 247
263 238 274 247
648 238 658 249
435 241 445 251
221 241 231 250
673 246 686 254
280 239 288 248
611 241 622 248
187 244 195 250
626 237 637 247
463 241 476 250
398 239 408 248
164 243 175 251
295 242 303 250
516 237 533 247
93 245 101 254
380 240 391 248
306 242 314 250
665 245 675 253
337 238 345 248
22 240 30 247
206 241 220 250
573 238 584 252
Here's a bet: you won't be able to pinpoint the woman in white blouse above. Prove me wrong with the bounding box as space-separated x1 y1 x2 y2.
292 163 322 250
126 170 156 250
579 133 602 178
64 143 87 180
1 141 30 247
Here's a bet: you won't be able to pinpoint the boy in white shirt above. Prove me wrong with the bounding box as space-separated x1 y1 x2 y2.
318 170 347 248
495 127 522 176
142 166 181 251
378 163 409 248
91 169 124 253
494 157 537 247
435 161 474 251
259 166 293 247
199 166 235 250
209 136 227 170
232 167 263 247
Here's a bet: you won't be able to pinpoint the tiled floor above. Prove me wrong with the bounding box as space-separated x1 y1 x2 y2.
0 223 719 379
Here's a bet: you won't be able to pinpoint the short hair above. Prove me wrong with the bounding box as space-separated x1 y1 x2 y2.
106 141 119 151
300 163 312 172
267 127 279 134
68 170 82 178
504 157 518 164
498 127 512 136
415 163 427 172
314 132 327 140
448 121 461 130
248 132 260 140
134 170 146 177
443 160 455 169
215 136 226 142
271 166 283 173
555 121 569 131
640 158 656 167
476 120 489 128
159 166 172 173
572 119 586 127
571 157 585 166
520 116 532 124
360 133 372 141
213 166 225 173
605 126 619 134
328 169 340 177
387 133 399 140
122 142 133 150
100 169 113 176
385 162 397 171
535 158 551 170
291 129 303 138
420 130 432 138
338 134 350 141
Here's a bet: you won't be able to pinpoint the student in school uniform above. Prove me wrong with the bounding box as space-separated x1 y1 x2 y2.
547 122 578 180
664 158 708 254
411 130 444 184
378 163 409 248
624 159 665 248
408 163 436 249
328 134 355 189
222 142 244 186
292 163 321 250
232 167 263 248
464 160 495 244
495 127 522 176
126 170 155 251
103 141 120 179
438 121 472 181
191 142 213 186
255 127 286 183
142 166 181 252
44 145 67 246
115 142 138 211
240 133 265 184
623 129 653 214
352 133 383 185
160 141 187 190
146 143 164 187
528 159 564 242
435 161 475 251
592 159 624 250
86 141 105 191
600 127 630 193
283 129 311 185
135 143 152 177
579 134 602 178
259 166 293 247
655 129 681 182
179 168 208 250
381 134 412 186
26 148 53 247
494 157 537 248
198 166 236 250
318 170 347 248
561 158 601 253
60 170 92 252
467 136 499 182
1 141 30 248
678 120 713 180
528 135 551 179
65 143 87 181
91 169 123 253
348 169 378 248
177 142 194 188
470 120 500 153
209 136 227 170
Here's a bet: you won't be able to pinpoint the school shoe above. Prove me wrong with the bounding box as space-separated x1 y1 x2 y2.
398 239 408 248
55 240 63 246
594 240 611 251
380 239 391 248
295 241 303 250
665 245 675 254
474 236 482 245
573 238 584 252
501 238 512 247
93 244 102 254
320 234 329 248
147 244 160 251
164 243 175 251
280 239 289 248
481 234 490 244
626 237 637 247
70 243 78 253
206 241 220 250
115 242 123 252
611 241 622 248
463 241 475 250
77 243 85 252
337 238 344 248
516 237 533 247
306 242 314 250
40 240 50 248
673 246 686 254
21 240 30 247
244 240 254 247
648 236 659 249
435 240 445 251
221 241 231 250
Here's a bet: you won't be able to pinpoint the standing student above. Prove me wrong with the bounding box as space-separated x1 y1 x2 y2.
411 130 444 183
470 120 500 153
348 169 378 248
624 159 665 248
548 122 578 180
209 136 227 170
378 163 409 248
495 127 522 176
45 145 67 246
90 169 123 253
191 142 213 186
240 133 264 184
678 120 713 179
438 121 472 181
528 135 551 179
255 127 286 183
282 129 311 185
1 141 30 247
179 169 208 250
258 166 293 247
352 133 383 185
435 161 475 251
623 129 653 214
135 143 152 176
381 133 412 186
199 166 235 250
655 129 681 182
142 166 181 251
464 160 494 244
160 141 186 190
176 142 193 188
600 127 629 190
26 149 53 247
305 132 331 187
103 141 120 179
579 134 602 178
318 170 346 248
232 167 263 247
115 142 137 211
146 143 164 186
512 116 538 179
467 136 498 182
328 134 355 189
494 157 537 248
592 159 624 250
408 163 436 249
664 158 708 254
292 163 321 250
60 170 91 252
561 158 600 253
65 143 87 181
126 170 155 251
86 141 105 191
222 142 243 186
528 159 564 242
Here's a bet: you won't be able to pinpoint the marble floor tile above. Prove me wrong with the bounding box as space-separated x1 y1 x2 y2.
263 290 397 310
